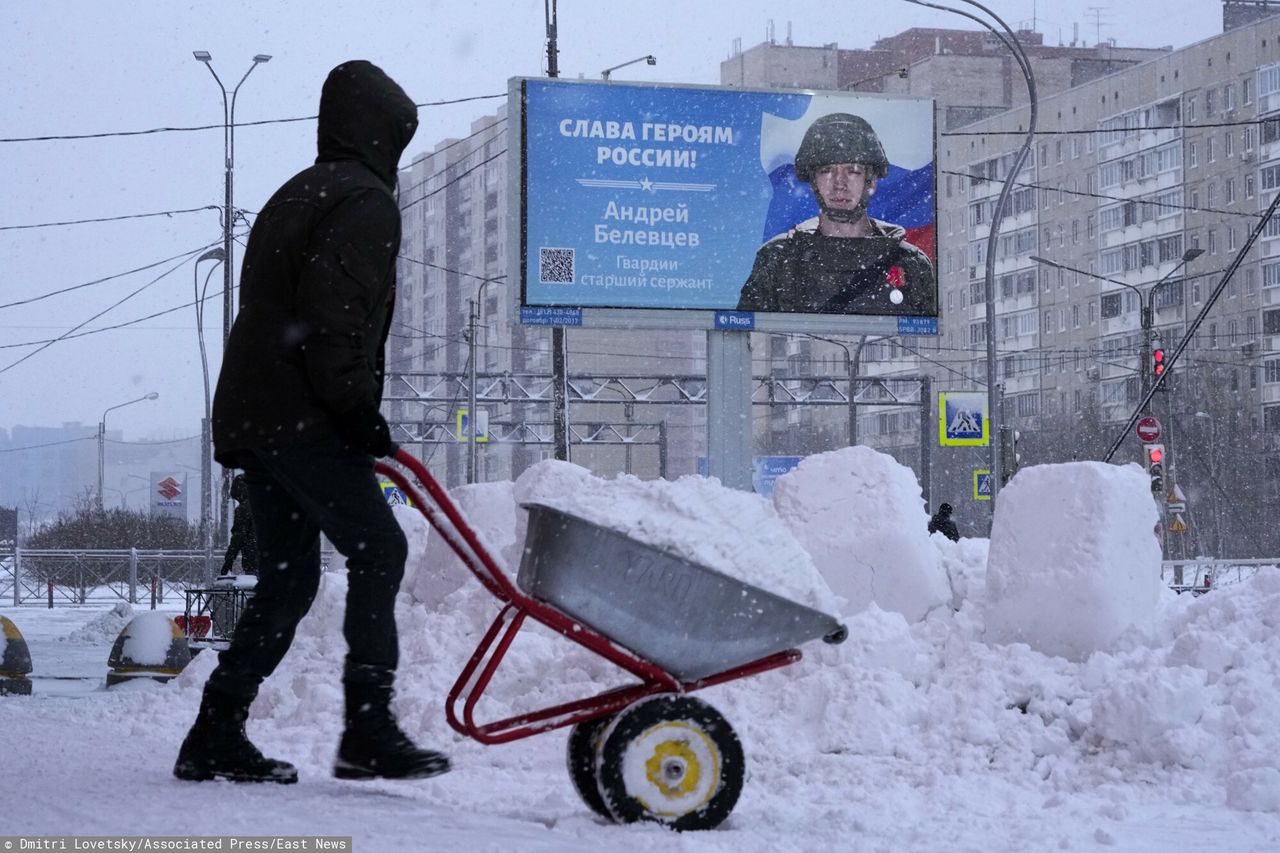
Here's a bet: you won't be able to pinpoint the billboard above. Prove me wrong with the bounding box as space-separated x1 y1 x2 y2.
513 77 937 335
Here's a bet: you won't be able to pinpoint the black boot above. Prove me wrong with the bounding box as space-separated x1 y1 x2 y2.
173 690 298 784
334 680 450 780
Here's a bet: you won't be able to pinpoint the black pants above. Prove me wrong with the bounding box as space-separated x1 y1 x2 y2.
204 437 408 702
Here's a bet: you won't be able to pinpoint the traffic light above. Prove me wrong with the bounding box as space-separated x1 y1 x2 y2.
1143 443 1166 495
1151 342 1166 378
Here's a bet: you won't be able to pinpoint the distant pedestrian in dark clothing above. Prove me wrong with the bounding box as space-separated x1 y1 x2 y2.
220 474 259 575
174 60 448 786
928 502 960 542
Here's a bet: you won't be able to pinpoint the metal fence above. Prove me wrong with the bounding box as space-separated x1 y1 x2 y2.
0 548 338 606
1161 558 1278 594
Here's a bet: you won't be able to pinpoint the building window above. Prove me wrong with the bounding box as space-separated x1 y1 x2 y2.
1266 407 1280 433
1225 131 1234 157
1247 174 1256 198
1244 77 1254 105
1189 141 1198 167
1265 358 1280 384
1265 309 1280 335
1101 293 1122 318
1226 178 1236 205
1208 229 1217 254
1207 137 1215 162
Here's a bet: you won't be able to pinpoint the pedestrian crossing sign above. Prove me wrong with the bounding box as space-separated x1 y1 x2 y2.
380 482 413 507
974 470 993 501
940 392 990 446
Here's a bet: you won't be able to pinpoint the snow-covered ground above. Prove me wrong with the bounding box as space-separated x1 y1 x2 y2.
2 448 1278 851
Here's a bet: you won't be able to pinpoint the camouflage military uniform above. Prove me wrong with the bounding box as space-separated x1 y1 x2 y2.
736 216 935 315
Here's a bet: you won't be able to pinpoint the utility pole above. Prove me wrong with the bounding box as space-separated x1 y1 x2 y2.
545 0 570 462
192 51 270 542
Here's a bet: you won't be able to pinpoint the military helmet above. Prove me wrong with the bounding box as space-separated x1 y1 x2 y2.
794 113 890 183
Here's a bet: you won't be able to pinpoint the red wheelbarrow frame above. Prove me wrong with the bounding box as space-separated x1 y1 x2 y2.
376 449 803 746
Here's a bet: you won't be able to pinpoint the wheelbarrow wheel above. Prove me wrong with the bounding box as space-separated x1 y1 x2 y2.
565 714 613 820
596 694 744 831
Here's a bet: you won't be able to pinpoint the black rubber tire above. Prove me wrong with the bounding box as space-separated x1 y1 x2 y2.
565 714 613 819
596 694 744 831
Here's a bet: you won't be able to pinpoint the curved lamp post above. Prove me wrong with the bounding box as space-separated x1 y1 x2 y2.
601 55 656 80
193 248 225 551
98 392 159 511
1030 247 1203 413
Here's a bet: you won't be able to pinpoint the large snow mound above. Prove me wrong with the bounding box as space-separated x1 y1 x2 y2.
985 461 1162 661
771 446 950 622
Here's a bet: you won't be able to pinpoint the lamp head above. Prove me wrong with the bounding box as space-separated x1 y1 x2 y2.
144 392 160 401
253 54 272 64
198 247 227 263
193 51 212 63
1183 247 1205 262
645 55 656 65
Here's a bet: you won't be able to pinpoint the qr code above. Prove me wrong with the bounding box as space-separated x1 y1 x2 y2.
539 247 575 283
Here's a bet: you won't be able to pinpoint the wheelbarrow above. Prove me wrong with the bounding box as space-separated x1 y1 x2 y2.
377 449 847 831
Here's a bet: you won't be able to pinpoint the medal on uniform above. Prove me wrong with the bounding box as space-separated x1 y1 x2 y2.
887 265 904 304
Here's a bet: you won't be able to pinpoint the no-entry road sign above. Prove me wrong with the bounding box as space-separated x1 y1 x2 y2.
1136 416 1162 443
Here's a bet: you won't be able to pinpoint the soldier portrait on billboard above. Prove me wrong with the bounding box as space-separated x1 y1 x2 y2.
736 112 935 316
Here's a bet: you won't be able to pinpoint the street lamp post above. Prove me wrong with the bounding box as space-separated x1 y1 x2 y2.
466 278 500 484
1030 248 1203 413
97 392 159 511
192 50 270 543
601 55 656 80
808 334 887 446
193 248 225 553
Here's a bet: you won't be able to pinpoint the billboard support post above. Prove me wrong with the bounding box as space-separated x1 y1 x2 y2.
706 330 753 491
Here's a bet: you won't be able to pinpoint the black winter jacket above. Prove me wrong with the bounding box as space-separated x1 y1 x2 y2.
211 61 418 467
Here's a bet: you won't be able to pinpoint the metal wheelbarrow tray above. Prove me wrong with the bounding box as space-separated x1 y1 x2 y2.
377 449 846 831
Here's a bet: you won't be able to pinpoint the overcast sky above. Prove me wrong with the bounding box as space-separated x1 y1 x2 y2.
1 0 1221 441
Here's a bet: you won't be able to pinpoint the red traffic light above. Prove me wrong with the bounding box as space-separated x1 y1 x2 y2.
1152 348 1165 377
1148 446 1163 464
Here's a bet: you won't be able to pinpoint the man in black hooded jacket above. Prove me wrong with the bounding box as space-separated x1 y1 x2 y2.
174 60 449 784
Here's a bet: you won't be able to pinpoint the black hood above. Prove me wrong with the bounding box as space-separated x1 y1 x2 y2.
316 60 418 189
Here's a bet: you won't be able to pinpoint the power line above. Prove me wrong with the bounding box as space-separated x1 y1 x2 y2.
0 206 220 232
0 248 203 375
399 148 507 213
0 93 507 144
0 240 225 312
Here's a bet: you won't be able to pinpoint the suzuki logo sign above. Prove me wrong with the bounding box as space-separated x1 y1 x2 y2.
156 477 182 501
149 472 188 520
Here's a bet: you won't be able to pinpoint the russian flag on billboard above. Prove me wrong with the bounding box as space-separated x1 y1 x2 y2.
758 99 935 264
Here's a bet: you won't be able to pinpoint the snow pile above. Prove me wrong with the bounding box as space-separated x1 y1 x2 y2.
771 446 950 622
62 602 133 644
8 448 1280 850
985 461 1162 661
405 481 521 608
513 460 838 614
116 611 179 666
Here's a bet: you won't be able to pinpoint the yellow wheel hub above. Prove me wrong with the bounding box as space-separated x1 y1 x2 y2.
630 722 719 816
645 738 700 796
